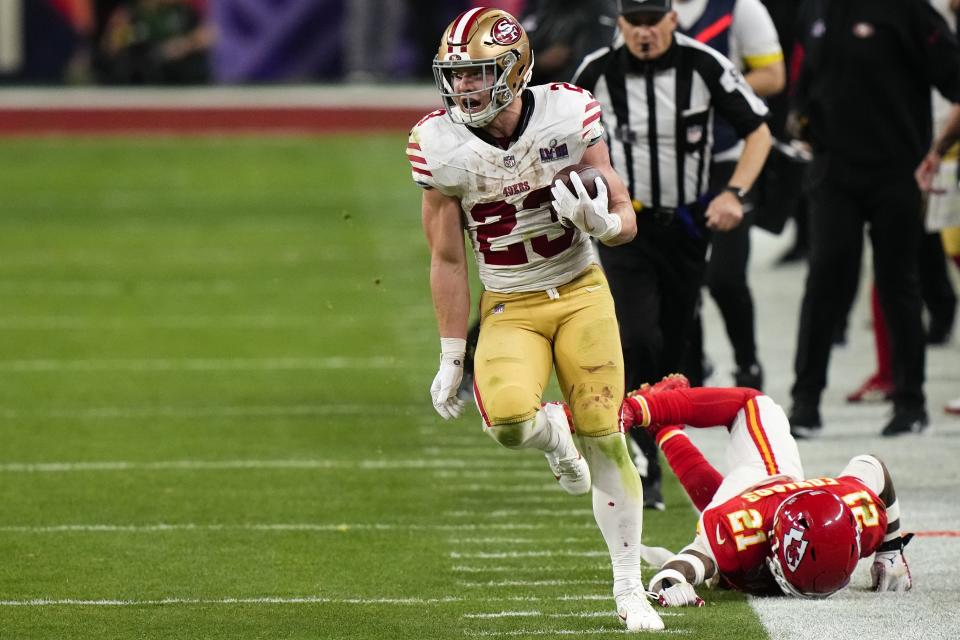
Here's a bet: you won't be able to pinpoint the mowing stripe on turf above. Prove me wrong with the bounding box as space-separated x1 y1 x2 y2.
0 315 320 329
0 404 423 419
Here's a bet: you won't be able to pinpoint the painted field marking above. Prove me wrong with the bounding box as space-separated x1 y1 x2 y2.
0 522 598 534
0 593 618 608
464 629 691 637
451 565 607 574
0 458 524 473
448 537 594 545
463 611 681 619
451 551 608 559
0 356 405 372
913 530 960 537
445 509 593 519
459 580 608 587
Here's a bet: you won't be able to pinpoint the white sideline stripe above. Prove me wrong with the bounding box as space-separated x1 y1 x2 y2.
0 593 618 609
445 509 593 518
0 458 505 473
451 551 607 559
451 565 606 574
460 580 608 587
0 596 463 607
0 404 421 419
448 538 593 545
464 611 681 619
0 86 439 109
464 629 690 637
0 356 404 372
0 523 597 533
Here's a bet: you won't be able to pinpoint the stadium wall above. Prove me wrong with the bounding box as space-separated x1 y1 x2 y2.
0 86 439 135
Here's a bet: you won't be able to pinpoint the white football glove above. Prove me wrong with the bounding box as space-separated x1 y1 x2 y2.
430 338 466 420
550 171 622 242
871 533 914 592
647 569 705 608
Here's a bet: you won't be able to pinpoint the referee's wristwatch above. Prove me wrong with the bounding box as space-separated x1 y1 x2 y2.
723 185 747 202
723 184 747 204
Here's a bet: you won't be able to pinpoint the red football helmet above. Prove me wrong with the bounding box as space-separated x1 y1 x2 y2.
766 490 861 598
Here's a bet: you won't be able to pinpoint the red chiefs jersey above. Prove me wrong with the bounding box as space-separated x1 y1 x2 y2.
697 475 888 594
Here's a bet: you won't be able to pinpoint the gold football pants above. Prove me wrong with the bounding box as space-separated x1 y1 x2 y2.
474 265 624 437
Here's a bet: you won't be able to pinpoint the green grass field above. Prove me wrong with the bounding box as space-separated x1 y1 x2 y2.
0 135 766 638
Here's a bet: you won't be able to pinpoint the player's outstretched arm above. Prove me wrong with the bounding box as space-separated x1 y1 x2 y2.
840 454 914 592
422 188 470 420
647 539 716 607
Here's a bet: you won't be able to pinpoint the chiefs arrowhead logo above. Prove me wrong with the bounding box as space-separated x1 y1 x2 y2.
782 526 809 572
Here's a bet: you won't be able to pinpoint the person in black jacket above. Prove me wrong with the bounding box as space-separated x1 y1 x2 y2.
788 0 960 437
573 0 771 508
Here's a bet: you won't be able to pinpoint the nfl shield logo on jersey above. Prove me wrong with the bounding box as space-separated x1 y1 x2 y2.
503 155 516 168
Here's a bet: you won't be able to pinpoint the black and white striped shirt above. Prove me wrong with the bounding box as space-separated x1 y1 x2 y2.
573 33 768 210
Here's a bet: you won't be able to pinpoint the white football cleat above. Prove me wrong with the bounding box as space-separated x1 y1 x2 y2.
616 589 665 632
541 402 591 495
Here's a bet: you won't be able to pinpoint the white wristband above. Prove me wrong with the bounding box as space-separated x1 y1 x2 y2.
440 337 467 358
648 568 687 593
597 211 622 242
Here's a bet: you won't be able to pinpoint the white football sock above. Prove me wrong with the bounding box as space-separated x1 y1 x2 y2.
579 432 644 599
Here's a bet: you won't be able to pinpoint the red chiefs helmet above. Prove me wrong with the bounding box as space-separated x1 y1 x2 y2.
766 490 861 598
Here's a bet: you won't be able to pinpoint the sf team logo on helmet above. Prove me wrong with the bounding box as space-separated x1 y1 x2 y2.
432 7 534 128
491 17 522 45
766 490 862 599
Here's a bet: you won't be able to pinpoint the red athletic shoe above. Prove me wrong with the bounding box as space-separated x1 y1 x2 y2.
621 374 690 429
846 374 894 403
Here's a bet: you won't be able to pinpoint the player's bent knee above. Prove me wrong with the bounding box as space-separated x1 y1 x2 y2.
479 383 538 429
485 419 536 449
568 382 620 437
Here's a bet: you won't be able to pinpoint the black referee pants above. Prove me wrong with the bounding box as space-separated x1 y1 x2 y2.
599 207 710 391
792 157 926 412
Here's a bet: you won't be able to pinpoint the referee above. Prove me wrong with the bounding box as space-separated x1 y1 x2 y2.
573 0 770 508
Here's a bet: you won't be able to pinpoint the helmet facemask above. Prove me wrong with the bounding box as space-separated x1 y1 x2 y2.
432 8 533 128
433 52 521 128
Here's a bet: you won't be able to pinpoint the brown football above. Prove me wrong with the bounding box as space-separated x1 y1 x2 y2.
552 163 609 199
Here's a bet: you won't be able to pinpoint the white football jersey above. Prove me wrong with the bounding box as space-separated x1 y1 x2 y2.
408 83 605 293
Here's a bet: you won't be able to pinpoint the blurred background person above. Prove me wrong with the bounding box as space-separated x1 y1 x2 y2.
673 0 784 393
97 0 213 84
574 0 771 510
345 0 407 82
520 0 618 86
788 0 960 439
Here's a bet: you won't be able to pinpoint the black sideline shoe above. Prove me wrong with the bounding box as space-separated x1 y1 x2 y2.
881 408 929 437
789 403 822 439
642 476 665 511
734 363 764 390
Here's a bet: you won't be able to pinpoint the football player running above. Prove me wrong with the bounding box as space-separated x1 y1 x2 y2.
408 7 664 632
618 376 914 605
